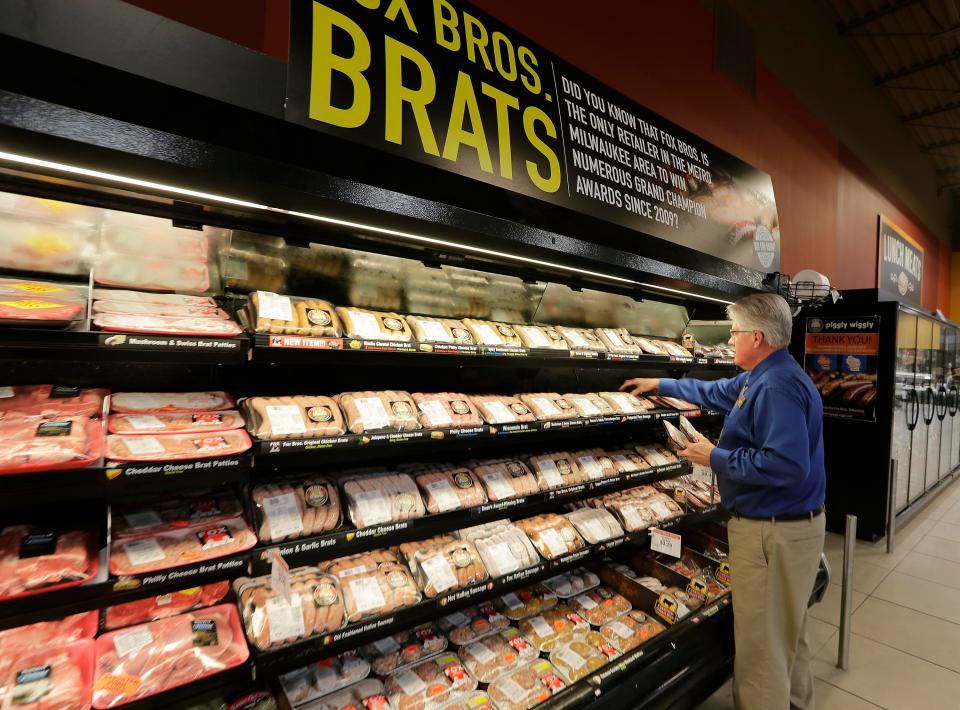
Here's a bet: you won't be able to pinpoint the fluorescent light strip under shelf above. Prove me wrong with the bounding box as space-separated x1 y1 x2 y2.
0 149 734 305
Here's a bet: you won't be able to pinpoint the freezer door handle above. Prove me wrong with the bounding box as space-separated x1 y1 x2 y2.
936 385 948 421
949 386 959 417
906 388 920 431
923 387 936 425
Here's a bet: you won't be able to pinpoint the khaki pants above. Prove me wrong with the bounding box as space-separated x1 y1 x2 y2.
728 513 826 710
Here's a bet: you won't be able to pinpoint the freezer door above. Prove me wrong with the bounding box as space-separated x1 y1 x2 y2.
895 311 920 510
939 327 957 479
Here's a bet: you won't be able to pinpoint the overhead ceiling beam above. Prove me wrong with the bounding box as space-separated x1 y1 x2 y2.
921 138 960 151
838 0 923 35
875 47 960 85
902 99 960 122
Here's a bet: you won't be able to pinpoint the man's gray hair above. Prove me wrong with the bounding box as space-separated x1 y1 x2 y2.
727 293 793 348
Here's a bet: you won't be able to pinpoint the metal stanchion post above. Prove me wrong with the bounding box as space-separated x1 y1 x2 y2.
838 514 857 670
887 460 898 555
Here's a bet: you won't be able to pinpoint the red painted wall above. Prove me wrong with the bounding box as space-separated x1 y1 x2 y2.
123 0 954 313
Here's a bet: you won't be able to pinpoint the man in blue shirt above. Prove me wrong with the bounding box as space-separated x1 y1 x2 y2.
622 293 825 710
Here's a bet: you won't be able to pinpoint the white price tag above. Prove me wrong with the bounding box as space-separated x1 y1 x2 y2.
612 454 635 471
419 553 458 594
373 636 402 654
444 611 471 628
536 459 563 488
485 541 520 574
538 528 568 558
418 400 453 428
256 292 294 321
270 549 293 604
574 593 598 610
466 641 497 664
520 326 550 348
122 510 163 530
113 627 154 658
602 329 625 348
578 456 604 480
563 330 588 348
266 594 305 643
608 621 634 640
500 592 524 610
650 528 682 558
121 538 166 567
124 414 164 431
482 471 516 500
471 323 501 345
351 489 392 526
620 505 647 531
394 669 427 697
530 397 561 417
265 405 307 436
572 398 601 417
650 501 675 519
425 479 460 512
262 493 304 540
120 436 166 456
528 616 552 638
352 397 391 431
417 319 450 343
556 646 586 670
482 400 516 423
349 577 387 613
609 393 637 412
582 518 609 542
346 310 382 338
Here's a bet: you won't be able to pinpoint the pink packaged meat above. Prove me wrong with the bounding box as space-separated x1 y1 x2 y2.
109 517 256 576
106 430 251 462
92 605 249 708
0 385 108 419
0 297 84 326
103 582 231 630
0 611 98 648
92 290 216 307
0 416 103 475
94 251 210 293
0 526 100 601
92 300 230 319
109 392 234 414
107 411 244 435
0 639 95 710
93 314 242 337
112 492 246 539
0 278 87 303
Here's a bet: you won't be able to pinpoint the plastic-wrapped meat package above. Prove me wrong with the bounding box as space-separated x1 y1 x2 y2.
514 325 566 350
593 328 641 355
526 453 584 491
559 393 612 419
469 460 538 501
109 517 256 576
460 320 522 347
106 430 251 462
93 313 242 337
564 509 623 544
401 538 488 598
92 605 249 708
634 445 678 467
518 393 578 421
487 660 565 710
321 549 401 578
104 582 230 630
92 300 229 319
300 678 386 710
384 653 477 710
437 605 510 647
241 396 345 440
339 564 421 624
234 568 345 650
542 569 601 599
337 391 420 434
600 610 666 653
109 392 234 414
94 249 210 293
0 415 103 475
677 415 703 443
248 293 341 337
342 473 425 528
471 396 535 425
555 327 606 353
0 611 97 648
411 393 482 429
549 637 610 683
658 340 693 358
438 691 496 710
492 585 557 622
0 293 84 327
107 411 244 435
358 624 449 676
458 628 537 683
514 515 585 560
456 521 539 579
0 526 99 601
335 307 413 342
569 449 616 481
516 605 590 653
406 316 475 345
278 653 371 706
0 385 107 419
112 493 245 539
92 290 216 307
627 336 668 356
606 450 651 474
597 392 651 414
0 639 95 710
568 587 632 626
252 478 341 542
655 396 699 411
99 214 213 260
414 468 486 514
0 213 94 275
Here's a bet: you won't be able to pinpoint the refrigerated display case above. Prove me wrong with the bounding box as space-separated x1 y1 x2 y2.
792 290 960 540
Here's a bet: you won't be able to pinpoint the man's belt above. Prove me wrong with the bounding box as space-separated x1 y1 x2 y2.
731 506 825 522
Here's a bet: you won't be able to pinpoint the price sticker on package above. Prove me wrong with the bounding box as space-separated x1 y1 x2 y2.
269 549 293 604
649 528 682 558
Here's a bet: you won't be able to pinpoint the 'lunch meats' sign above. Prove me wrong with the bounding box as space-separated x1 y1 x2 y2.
878 215 923 308
286 0 781 272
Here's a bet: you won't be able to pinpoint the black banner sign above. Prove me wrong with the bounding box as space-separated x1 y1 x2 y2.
286 0 781 272
804 316 879 421
878 215 923 307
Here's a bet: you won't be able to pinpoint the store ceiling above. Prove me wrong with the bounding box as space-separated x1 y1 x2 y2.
826 0 960 194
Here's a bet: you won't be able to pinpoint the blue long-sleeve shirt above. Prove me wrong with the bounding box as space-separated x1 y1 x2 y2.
659 348 825 517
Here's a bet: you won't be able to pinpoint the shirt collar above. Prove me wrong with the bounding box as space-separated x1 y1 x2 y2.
747 347 791 380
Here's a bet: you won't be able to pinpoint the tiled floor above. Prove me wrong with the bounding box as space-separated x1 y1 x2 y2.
698 475 960 709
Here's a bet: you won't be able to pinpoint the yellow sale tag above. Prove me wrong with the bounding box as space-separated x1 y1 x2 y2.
10 283 66 293
0 300 63 310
